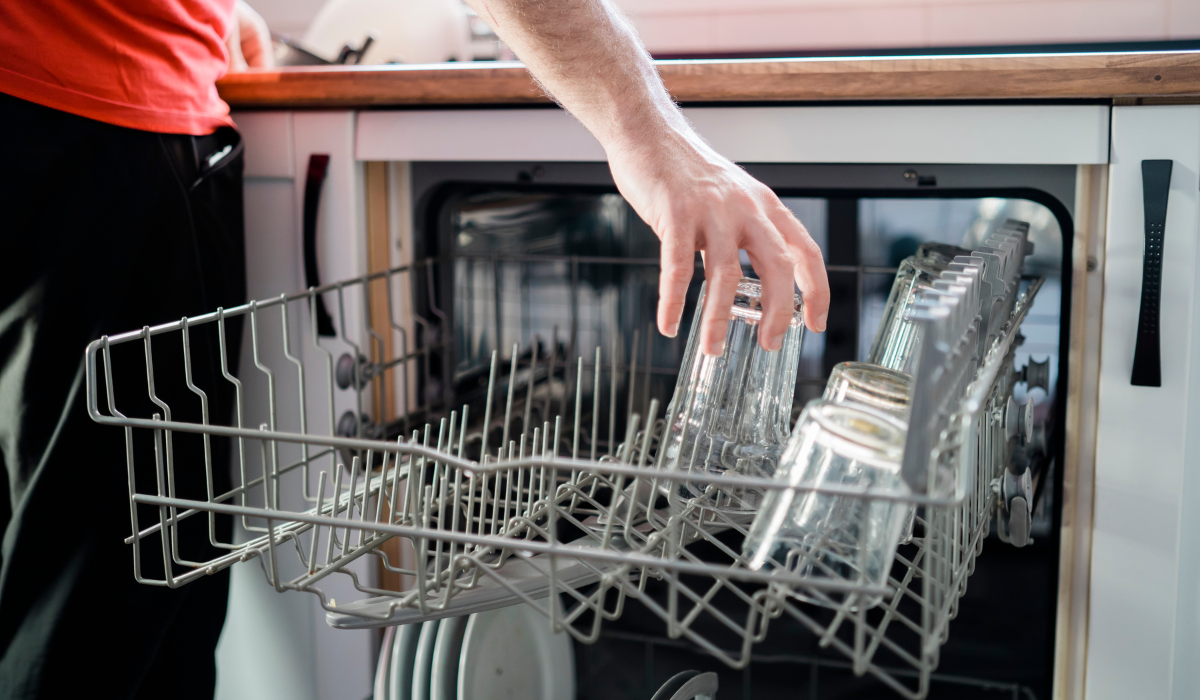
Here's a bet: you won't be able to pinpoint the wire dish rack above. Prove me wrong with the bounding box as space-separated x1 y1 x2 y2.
85 223 1040 699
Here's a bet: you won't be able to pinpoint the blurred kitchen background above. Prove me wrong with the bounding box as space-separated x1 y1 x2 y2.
249 0 1200 67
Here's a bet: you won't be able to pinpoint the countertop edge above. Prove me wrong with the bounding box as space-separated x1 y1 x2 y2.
218 51 1200 109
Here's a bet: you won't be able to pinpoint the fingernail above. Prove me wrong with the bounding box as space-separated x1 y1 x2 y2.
766 331 785 352
704 340 725 357
817 312 828 333
664 321 679 338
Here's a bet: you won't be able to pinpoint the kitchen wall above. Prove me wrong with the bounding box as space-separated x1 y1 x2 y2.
251 0 1200 56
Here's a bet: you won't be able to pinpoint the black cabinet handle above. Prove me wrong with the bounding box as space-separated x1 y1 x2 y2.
1131 159 1173 387
303 154 336 337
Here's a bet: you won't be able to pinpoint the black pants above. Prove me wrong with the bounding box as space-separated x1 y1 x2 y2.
0 93 246 698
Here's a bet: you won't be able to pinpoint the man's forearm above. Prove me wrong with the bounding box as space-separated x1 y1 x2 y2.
464 0 682 155
467 0 831 348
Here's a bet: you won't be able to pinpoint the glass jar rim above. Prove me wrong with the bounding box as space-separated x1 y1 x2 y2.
803 400 906 464
829 362 912 402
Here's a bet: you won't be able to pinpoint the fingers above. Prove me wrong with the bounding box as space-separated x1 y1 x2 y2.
742 226 798 351
657 226 695 338
769 207 830 333
699 243 742 357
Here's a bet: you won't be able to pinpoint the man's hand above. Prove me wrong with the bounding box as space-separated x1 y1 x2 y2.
465 0 829 355
608 126 828 355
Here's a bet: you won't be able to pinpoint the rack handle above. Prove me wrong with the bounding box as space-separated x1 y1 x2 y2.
1131 159 1173 387
304 153 336 337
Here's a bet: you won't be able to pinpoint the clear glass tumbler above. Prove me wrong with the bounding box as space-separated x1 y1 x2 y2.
822 361 912 420
822 361 918 544
660 278 804 515
868 242 971 374
743 399 909 610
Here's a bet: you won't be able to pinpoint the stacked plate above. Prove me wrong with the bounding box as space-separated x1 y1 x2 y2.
375 604 576 700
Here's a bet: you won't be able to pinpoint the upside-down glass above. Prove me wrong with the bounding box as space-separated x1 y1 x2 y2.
743 399 909 610
823 361 912 420
822 361 918 543
868 242 972 374
660 278 804 514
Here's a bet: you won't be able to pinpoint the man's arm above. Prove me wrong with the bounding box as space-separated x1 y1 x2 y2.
464 0 829 355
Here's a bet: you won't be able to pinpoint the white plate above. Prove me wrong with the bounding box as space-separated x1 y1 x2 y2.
431 616 469 700
411 620 441 700
375 626 396 700
388 623 423 700
458 604 575 700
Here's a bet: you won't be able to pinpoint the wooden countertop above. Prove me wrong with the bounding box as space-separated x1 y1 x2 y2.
217 51 1200 109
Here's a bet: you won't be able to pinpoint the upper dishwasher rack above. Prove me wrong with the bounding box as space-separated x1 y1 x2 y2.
85 221 1041 699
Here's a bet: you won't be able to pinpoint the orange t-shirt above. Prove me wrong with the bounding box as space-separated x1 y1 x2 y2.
0 1 237 136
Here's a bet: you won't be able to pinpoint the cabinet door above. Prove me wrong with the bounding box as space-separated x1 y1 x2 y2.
1091 105 1200 700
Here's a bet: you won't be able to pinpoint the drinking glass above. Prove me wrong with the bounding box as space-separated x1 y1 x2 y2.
822 361 919 543
868 242 971 374
660 278 804 515
743 399 909 610
822 361 912 420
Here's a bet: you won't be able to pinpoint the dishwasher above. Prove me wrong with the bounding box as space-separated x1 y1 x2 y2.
85 143 1074 699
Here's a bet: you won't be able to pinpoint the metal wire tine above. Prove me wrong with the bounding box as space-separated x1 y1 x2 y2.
504 440 517 533
599 414 639 550
179 318 219 549
566 356 585 512
627 328 639 431
149 414 175 585
249 301 281 510
358 449 378 545
629 399 660 536
524 337 539 437
502 343 518 454
480 350 498 462
458 405 469 459
544 325 558 420
539 421 551 503
99 336 122 420
591 346 601 463
432 418 447 587
307 289 340 475
388 435 405 524
279 294 314 502
104 336 149 581
265 509 282 592
552 415 562 460
529 427 540 515
257 425 272 512
609 335 619 457
572 357 583 461
446 410 459 477
413 481 434 613
414 425 432 527
343 455 362 558
514 436 527 525
308 471 329 575
400 430 418 523
487 440 502 540
141 327 187 567
323 461 344 566
546 420 562 632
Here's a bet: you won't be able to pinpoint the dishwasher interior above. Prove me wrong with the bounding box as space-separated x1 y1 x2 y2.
87 161 1070 700
413 161 1066 699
